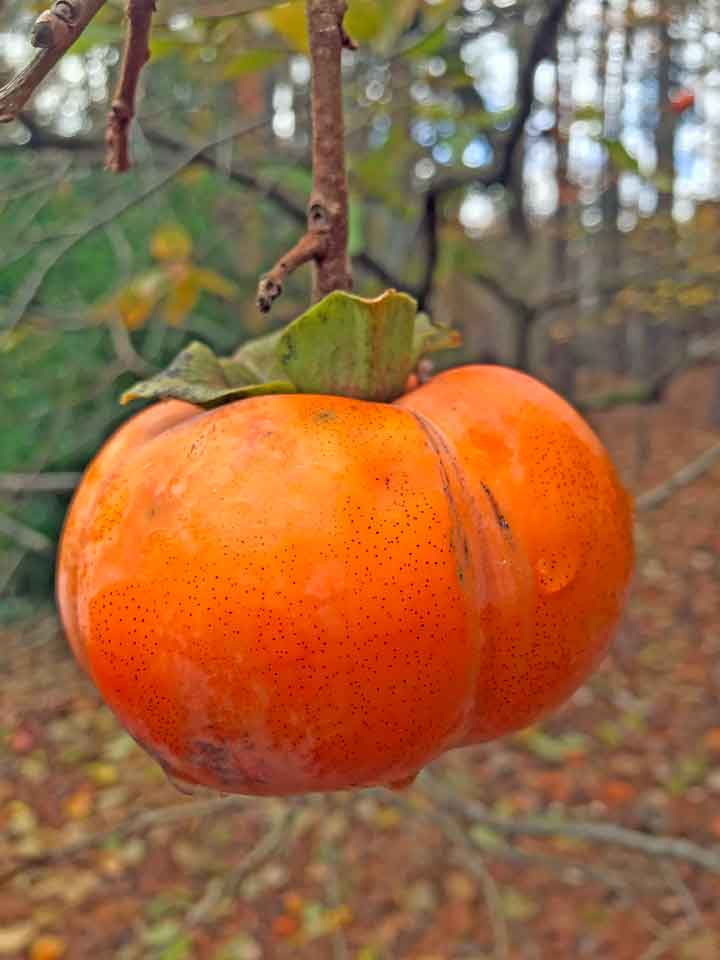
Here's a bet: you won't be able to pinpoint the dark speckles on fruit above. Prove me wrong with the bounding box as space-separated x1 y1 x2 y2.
60 370 632 797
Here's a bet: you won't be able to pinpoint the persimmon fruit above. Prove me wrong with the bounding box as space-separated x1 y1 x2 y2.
57 364 633 796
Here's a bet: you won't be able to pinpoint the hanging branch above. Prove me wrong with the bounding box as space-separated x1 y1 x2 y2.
256 0 355 313
0 0 108 122
105 0 156 172
635 441 720 512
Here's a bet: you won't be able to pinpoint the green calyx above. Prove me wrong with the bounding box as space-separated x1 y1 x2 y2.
121 289 460 408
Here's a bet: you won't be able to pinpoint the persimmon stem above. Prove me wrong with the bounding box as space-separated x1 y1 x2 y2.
256 0 353 311
307 0 353 300
105 0 156 172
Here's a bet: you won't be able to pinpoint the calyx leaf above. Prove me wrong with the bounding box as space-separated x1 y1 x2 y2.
121 342 294 407
278 290 419 402
122 290 460 409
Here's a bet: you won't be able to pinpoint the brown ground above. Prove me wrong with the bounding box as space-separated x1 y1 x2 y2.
1 366 719 960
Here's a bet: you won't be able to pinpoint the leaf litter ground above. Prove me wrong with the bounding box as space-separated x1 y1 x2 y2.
1 365 719 960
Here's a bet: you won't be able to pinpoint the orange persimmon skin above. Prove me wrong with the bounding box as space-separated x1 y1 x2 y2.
57 366 633 796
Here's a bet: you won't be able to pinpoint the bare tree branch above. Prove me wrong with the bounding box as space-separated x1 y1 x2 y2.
411 0 570 310
6 121 424 298
424 778 720 874
0 796 248 886
429 0 570 198
0 0 107 123
105 0 156 172
0 512 53 553
0 473 81 493
580 334 720 413
636 441 720 512
416 191 439 313
184 804 297 929
493 0 569 189
1 119 270 331
432 805 510 960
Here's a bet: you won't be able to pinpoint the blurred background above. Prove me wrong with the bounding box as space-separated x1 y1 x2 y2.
1 0 719 957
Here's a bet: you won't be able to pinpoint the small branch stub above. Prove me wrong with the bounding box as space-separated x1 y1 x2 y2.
255 0 352 312
257 232 327 313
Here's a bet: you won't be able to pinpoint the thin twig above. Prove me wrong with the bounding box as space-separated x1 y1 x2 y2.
1 118 270 331
107 311 153 373
416 191 439 313
409 0 569 309
638 925 690 960
635 441 720 512
0 0 108 122
382 787 658 893
9 121 413 297
106 0 156 172
321 797 350 960
0 796 248 886
0 473 81 493
660 862 702 930
0 512 53 553
433 806 510 960
184 804 296 928
430 0 570 197
425 780 720 874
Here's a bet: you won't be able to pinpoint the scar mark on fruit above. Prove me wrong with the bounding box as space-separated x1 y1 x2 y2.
480 482 511 535
192 738 237 784
314 409 337 422
408 410 473 589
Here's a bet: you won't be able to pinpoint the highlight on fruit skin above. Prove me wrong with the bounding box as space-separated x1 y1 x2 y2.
57 365 634 797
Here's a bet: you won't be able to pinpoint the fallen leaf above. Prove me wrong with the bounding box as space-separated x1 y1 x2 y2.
30 935 67 960
271 914 299 939
85 762 118 787
64 787 94 820
0 924 34 955
600 779 638 807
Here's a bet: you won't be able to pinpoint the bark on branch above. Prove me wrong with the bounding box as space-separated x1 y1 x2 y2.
0 0 108 122
105 0 156 172
256 0 353 312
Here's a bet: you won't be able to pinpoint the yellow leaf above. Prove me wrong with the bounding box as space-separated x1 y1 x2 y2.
150 223 192 262
0 924 34 955
85 762 118 786
177 164 208 187
162 272 200 326
677 284 715 308
261 2 307 52
345 0 385 43
65 787 94 820
109 270 169 329
192 267 240 299
30 936 67 960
